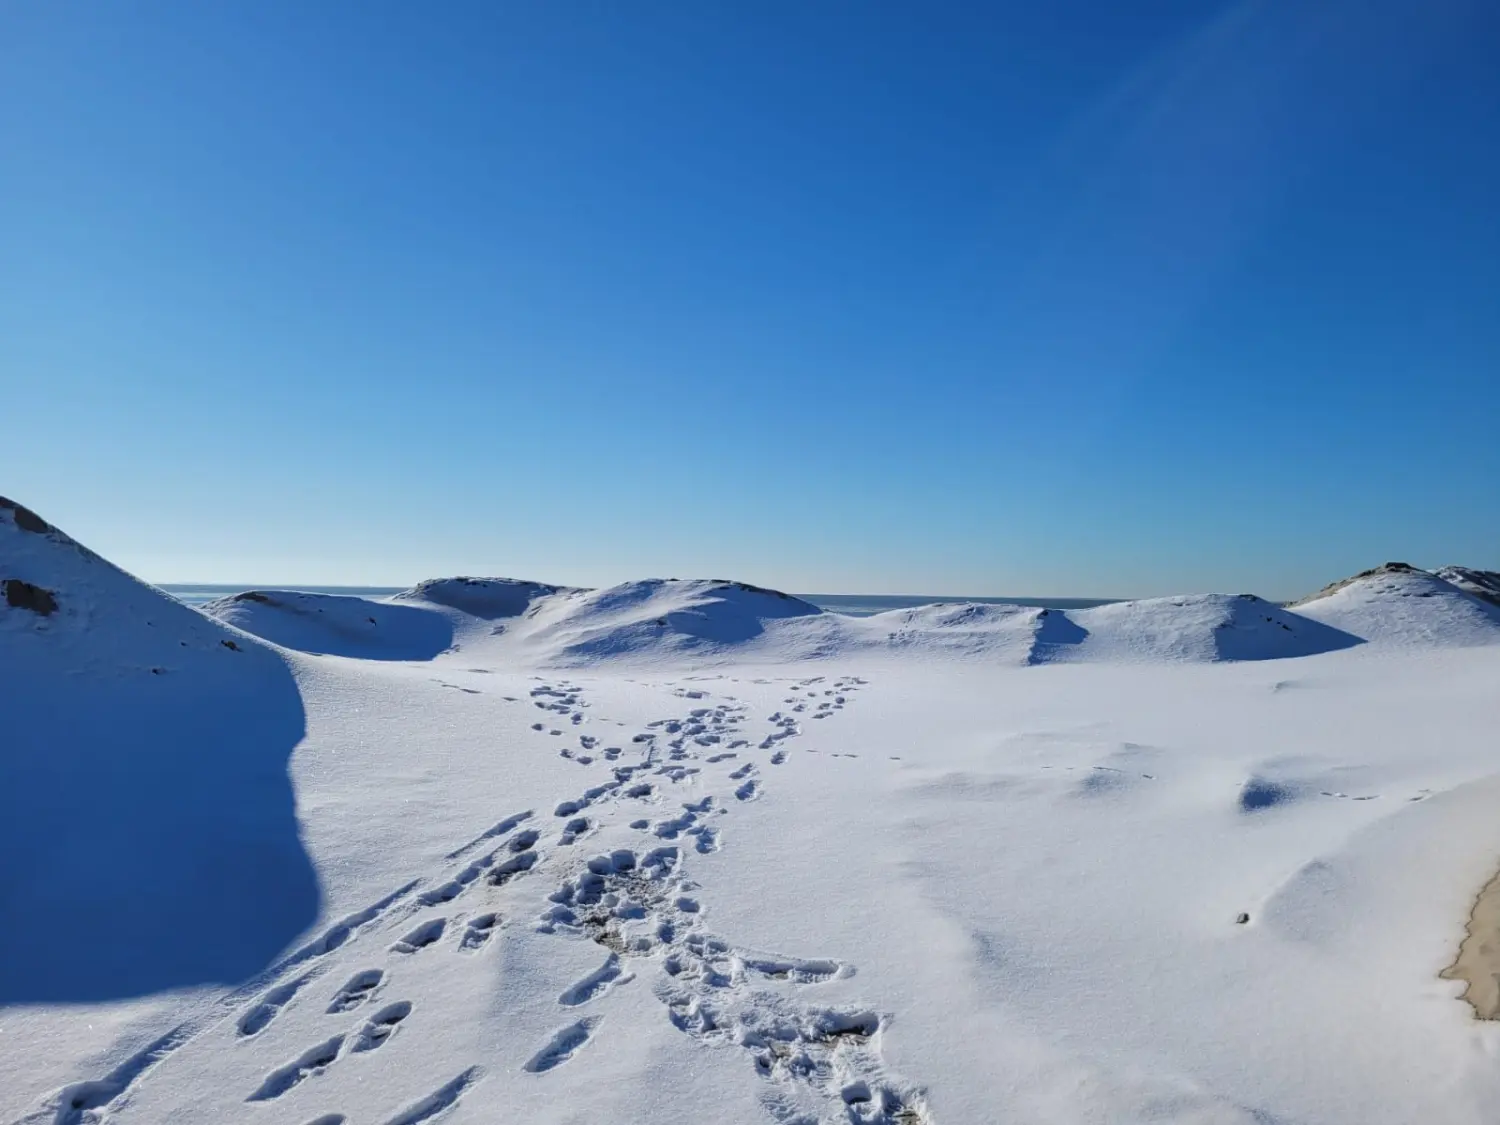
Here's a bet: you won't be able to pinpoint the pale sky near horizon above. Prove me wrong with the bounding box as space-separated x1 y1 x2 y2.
3 1 1497 600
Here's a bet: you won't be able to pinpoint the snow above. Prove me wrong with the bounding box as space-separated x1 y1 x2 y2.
1292 562 1500 646
1435 566 1500 608
0 498 318 1006
202 590 454 661
4 517 1500 1125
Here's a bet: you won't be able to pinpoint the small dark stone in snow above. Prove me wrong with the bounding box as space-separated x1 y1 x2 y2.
2 578 57 615
1236 913 1250 924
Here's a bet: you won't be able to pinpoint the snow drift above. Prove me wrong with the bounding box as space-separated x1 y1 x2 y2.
0 497 318 1002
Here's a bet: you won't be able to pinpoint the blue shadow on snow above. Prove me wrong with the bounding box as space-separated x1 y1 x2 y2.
0 646 320 1002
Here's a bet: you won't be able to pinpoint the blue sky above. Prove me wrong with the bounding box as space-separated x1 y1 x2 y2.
3 0 1496 599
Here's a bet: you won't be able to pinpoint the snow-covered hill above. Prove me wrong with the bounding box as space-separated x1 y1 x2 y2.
203 589 455 660
394 576 575 620
0 498 318 1003
1057 592 1361 662
1291 562 1500 646
205 579 1418 667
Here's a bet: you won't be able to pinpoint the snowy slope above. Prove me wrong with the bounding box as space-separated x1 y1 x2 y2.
1436 566 1500 608
1292 562 1500 646
454 578 827 662
203 589 454 660
1058 592 1361 662
0 498 317 1004
394 576 575 619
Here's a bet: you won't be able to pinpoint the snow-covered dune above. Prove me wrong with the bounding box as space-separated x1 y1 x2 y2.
395 576 574 620
0 498 318 1003
206 566 1500 668
508 579 826 662
1054 592 1361 662
203 589 454 660
1292 562 1500 646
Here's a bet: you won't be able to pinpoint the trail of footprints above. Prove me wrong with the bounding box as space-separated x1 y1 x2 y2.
28 675 907 1125
532 833 927 1124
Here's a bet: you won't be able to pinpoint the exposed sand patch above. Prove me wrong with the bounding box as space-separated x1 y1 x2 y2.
1441 864 1500 1018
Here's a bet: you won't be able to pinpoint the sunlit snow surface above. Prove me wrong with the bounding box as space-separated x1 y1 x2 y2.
5 530 1500 1125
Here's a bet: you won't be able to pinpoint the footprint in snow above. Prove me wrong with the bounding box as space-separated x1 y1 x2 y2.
382 1066 484 1125
327 968 384 1013
559 954 634 1006
488 850 538 885
459 913 501 952
352 1000 413 1053
238 971 315 1037
391 918 445 954
524 1017 602 1073
247 1035 345 1102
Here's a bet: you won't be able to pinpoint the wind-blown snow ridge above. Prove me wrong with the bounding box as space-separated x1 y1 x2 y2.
0 496 319 1003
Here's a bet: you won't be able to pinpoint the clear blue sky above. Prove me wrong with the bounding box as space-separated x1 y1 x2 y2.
3 1 1496 599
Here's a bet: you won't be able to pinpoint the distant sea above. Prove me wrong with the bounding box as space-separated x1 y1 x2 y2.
160 584 1117 616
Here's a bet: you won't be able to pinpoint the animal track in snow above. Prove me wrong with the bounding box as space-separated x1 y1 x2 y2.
524 1017 602 1073
326 968 384 1013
